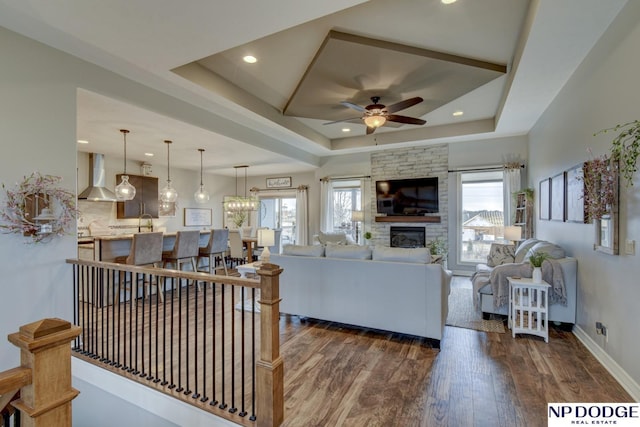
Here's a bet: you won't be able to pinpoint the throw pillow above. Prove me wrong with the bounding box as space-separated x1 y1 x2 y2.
325 245 372 260
486 243 516 267
514 238 540 263
525 241 566 261
282 244 325 257
372 246 431 264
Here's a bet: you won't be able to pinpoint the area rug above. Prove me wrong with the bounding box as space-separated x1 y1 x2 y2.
446 287 505 333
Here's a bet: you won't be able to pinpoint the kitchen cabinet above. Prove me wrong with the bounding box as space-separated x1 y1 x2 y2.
116 174 159 218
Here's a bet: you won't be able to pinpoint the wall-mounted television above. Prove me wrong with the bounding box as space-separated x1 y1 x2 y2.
375 177 439 215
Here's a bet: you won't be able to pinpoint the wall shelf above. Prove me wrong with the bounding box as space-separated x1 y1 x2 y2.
374 216 441 223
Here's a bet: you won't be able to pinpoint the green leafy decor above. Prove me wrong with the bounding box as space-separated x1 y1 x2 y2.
596 119 640 187
528 251 548 268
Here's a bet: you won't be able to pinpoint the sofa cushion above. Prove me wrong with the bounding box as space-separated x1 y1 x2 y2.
514 238 540 263
372 246 431 264
282 244 325 257
317 231 348 245
325 245 372 260
486 243 516 267
526 241 566 260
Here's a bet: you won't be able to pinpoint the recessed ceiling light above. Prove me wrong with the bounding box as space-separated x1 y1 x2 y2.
77 139 89 144
441 0 457 4
453 110 464 117
144 153 154 157
243 55 257 64
342 128 351 132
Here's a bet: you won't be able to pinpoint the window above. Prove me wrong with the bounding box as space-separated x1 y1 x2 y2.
331 180 362 241
259 196 296 245
459 171 505 263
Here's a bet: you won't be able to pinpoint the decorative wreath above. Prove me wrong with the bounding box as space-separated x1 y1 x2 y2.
0 172 78 243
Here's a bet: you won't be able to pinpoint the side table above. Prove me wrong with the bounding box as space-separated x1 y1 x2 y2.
508 277 551 343
235 262 261 313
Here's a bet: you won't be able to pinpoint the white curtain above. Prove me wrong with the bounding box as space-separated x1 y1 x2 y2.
295 186 309 245
320 178 334 232
503 165 522 226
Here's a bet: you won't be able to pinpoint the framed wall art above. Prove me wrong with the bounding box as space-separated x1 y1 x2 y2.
550 173 565 221
266 177 292 188
539 178 550 220
184 208 212 227
565 163 586 223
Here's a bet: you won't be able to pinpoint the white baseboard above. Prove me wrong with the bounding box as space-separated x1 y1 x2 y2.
573 325 640 401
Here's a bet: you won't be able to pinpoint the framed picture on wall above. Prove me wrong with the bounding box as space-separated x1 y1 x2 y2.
539 178 550 220
184 208 212 227
550 172 565 221
565 163 586 223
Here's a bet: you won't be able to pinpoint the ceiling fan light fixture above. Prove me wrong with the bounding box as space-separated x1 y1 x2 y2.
364 115 386 128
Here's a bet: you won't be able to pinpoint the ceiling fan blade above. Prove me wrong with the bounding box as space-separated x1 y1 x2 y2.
340 101 366 112
386 114 427 125
366 126 377 135
385 97 424 114
323 117 362 125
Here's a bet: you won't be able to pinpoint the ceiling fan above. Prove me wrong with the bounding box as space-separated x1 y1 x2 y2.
326 96 427 135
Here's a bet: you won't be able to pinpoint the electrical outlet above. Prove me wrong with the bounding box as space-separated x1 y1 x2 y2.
625 239 636 255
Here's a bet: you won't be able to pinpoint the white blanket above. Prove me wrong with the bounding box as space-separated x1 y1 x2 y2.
489 259 567 308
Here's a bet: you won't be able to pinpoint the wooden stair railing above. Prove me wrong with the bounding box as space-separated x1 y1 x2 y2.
0 318 81 427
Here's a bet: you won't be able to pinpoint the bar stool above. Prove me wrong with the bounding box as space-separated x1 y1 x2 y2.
114 232 164 301
162 230 200 272
197 228 229 275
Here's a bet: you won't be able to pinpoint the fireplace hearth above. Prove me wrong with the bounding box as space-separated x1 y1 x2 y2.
390 226 426 248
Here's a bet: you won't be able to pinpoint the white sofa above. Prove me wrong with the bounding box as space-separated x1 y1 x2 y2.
474 239 577 324
270 245 452 345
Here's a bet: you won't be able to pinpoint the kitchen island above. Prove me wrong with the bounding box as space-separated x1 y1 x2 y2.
90 231 211 262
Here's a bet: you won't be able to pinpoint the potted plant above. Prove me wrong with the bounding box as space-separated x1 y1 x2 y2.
528 251 548 283
428 237 448 267
363 231 372 243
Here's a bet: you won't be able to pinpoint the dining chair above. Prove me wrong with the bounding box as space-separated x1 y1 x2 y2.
114 231 164 301
197 228 229 275
162 229 201 291
228 229 247 267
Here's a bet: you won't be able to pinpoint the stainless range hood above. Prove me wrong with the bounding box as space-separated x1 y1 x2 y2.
78 153 117 202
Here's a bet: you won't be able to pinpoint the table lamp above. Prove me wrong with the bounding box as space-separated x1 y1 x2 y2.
504 226 522 246
351 210 364 244
258 229 275 263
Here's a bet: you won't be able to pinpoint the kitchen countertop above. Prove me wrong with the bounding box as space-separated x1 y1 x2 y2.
92 230 210 241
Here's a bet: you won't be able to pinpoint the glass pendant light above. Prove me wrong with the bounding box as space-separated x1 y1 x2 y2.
194 148 210 204
114 129 136 201
159 140 178 203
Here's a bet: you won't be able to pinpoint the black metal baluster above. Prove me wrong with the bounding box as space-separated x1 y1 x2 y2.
219 283 227 410
250 287 257 422
91 267 98 358
151 273 159 382
168 276 175 389
115 269 122 369
200 281 208 402
229 283 237 414
160 275 167 385
239 286 247 417
210 281 218 407
183 277 191 396
176 278 183 392
72 265 79 350
126 270 133 372
192 279 199 399
100 267 106 362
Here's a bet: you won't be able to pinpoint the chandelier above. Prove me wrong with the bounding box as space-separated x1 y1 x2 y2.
114 129 136 201
159 140 178 203
194 148 210 204
224 165 258 213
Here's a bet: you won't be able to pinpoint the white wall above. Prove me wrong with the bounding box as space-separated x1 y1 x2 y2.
528 1 640 390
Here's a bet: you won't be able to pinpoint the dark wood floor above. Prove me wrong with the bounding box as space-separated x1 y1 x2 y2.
278 276 632 427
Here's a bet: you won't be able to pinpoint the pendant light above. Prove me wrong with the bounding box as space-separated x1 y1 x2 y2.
159 140 178 203
114 129 136 201
194 148 210 204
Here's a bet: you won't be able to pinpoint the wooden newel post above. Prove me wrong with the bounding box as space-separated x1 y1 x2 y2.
7 318 81 427
256 263 284 427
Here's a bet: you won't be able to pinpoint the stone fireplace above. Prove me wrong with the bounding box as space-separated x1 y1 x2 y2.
390 226 426 248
